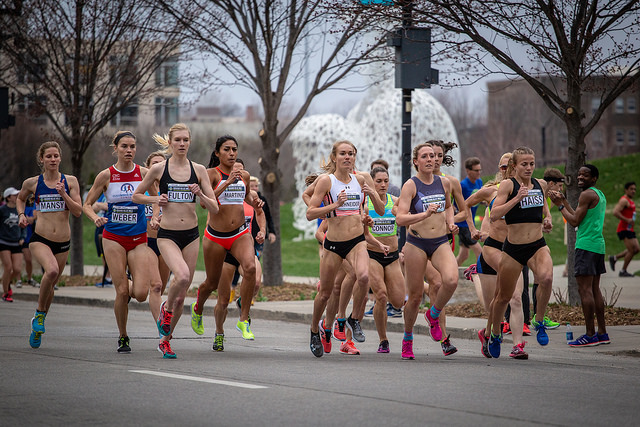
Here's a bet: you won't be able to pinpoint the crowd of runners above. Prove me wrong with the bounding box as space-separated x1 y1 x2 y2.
1 124 636 359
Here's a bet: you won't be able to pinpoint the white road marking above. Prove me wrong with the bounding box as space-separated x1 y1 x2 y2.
129 370 268 389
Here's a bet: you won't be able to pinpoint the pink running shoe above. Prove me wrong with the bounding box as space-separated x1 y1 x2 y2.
424 309 443 342
332 318 347 341
319 319 332 354
339 339 360 355
401 339 414 360
463 264 477 281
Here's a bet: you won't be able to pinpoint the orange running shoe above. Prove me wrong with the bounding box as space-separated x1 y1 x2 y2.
339 339 360 355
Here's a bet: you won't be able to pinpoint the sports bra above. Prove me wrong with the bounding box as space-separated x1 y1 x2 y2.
504 178 544 225
158 159 198 203
214 167 246 205
323 173 363 218
409 175 446 215
34 174 69 212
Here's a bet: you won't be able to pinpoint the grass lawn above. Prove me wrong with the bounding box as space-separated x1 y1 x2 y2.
81 153 640 277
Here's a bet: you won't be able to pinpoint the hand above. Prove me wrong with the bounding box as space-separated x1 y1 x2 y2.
543 217 553 233
424 203 438 218
361 214 373 228
362 182 375 197
158 194 169 207
268 233 276 243
19 215 28 228
188 183 201 196
150 216 161 230
548 190 564 205
449 223 459 235
380 243 390 256
256 231 265 245
55 178 67 196
94 216 108 227
336 189 347 207
516 183 529 201
470 228 482 241
252 196 264 210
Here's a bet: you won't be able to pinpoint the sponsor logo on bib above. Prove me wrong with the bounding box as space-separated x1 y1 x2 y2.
167 183 194 202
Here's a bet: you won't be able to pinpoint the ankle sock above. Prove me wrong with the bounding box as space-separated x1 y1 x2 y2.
430 306 442 319
403 332 413 341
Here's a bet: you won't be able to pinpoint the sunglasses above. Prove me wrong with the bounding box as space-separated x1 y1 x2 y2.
499 165 508 170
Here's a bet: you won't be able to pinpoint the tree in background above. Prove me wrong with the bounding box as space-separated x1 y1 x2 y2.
366 0 640 304
0 0 188 274
158 0 389 286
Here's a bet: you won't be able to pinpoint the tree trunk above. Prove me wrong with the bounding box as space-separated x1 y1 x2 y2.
563 109 585 306
70 149 84 276
260 127 283 286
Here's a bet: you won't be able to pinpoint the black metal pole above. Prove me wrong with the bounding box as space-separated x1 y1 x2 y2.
398 0 413 250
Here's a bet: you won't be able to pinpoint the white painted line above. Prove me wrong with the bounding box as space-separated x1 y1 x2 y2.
130 370 268 389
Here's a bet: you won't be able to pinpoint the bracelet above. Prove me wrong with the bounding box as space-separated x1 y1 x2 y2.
558 205 565 211
18 212 25 216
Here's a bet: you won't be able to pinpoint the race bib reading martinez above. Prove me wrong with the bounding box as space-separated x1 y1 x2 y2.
421 194 446 213
520 189 544 209
112 205 138 224
37 194 66 212
167 183 195 203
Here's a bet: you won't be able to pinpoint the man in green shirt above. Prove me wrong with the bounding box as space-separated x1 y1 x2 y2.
550 164 609 347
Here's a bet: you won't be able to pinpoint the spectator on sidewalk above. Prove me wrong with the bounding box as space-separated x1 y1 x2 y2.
1 187 26 302
550 164 610 346
610 181 638 277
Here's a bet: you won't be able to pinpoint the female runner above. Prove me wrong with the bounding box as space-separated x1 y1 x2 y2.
190 136 262 346
395 143 458 360
83 131 163 353
486 147 553 358
17 141 83 348
132 123 219 358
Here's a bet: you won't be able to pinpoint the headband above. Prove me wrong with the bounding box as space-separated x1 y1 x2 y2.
114 131 136 146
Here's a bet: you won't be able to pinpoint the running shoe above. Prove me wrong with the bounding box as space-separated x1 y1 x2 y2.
117 336 131 353
190 301 204 335
542 316 560 330
619 270 634 277
157 301 172 337
2 292 13 302
339 339 360 355
609 255 616 271
212 333 224 352
478 328 492 358
310 330 323 357
158 340 177 359
502 321 511 335
29 330 43 348
569 334 599 347
424 309 443 342
509 342 528 360
15 279 22 288
386 303 403 318
319 319 332 354
377 340 390 353
401 339 414 360
236 297 251 325
531 319 549 346
463 263 477 281
488 333 502 358
236 320 255 340
28 279 40 287
596 333 610 345
332 318 347 341
31 311 46 334
441 334 457 356
229 288 235 303
346 315 365 342
363 303 374 317
523 323 532 336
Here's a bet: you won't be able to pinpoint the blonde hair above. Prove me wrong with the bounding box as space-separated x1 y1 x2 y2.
486 153 512 186
321 140 357 175
36 141 62 170
512 146 535 164
145 151 166 167
152 123 191 154
250 176 260 184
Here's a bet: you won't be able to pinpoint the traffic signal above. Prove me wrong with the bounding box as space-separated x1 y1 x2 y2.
387 27 439 89
0 87 16 129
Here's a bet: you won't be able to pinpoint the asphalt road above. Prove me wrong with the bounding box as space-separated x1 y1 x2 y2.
1 300 638 426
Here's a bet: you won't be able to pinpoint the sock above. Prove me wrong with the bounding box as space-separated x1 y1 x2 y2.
403 332 413 341
337 317 346 323
430 305 442 319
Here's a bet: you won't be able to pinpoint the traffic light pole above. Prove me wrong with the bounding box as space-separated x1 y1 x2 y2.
399 1 413 249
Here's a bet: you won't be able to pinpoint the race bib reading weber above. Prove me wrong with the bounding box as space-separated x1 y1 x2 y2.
112 205 138 224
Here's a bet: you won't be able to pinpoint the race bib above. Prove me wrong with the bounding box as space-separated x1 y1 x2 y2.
37 194 66 212
111 205 138 224
421 194 446 213
167 183 194 203
520 189 544 209
371 217 395 235
337 193 362 211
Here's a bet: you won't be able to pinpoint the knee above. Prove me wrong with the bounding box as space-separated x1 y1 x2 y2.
357 273 369 288
173 272 190 288
373 288 388 304
43 268 60 283
243 262 256 278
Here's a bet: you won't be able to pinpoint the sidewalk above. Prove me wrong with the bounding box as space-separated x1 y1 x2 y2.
9 260 640 354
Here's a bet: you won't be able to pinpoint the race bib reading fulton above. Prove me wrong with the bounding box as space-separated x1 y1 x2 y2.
520 189 544 209
37 194 66 212
111 205 138 224
167 183 195 203
420 194 446 213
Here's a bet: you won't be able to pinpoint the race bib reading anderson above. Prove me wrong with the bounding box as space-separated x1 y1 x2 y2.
421 194 446 213
111 205 138 224
371 218 396 234
519 189 544 209
37 194 66 212
167 183 195 203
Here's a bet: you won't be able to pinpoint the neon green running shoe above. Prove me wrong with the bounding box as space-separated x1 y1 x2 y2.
190 301 204 335
236 320 255 340
212 333 224 351
543 316 560 330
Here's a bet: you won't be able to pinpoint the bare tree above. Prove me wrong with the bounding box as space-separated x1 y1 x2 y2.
366 0 640 304
0 0 188 274
157 0 389 286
